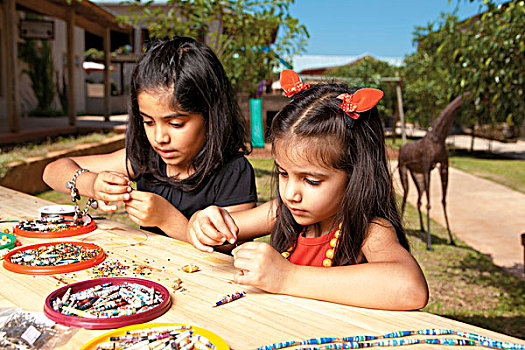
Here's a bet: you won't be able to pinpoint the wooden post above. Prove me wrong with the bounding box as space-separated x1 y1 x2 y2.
66 7 76 126
5 0 20 132
395 74 406 144
103 28 111 121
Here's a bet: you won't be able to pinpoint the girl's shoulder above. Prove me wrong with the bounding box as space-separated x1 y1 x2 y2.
217 154 254 177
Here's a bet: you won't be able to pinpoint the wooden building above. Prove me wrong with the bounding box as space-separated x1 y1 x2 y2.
0 0 131 134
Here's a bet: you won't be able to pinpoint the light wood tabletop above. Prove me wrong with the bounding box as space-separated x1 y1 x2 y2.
0 185 523 350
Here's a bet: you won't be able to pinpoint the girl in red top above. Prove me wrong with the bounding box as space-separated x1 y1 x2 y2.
187 70 428 310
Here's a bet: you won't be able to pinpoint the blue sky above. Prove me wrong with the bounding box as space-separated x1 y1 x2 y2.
288 0 494 58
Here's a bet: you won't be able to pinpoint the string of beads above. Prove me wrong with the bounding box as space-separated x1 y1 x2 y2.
281 223 341 267
257 328 525 350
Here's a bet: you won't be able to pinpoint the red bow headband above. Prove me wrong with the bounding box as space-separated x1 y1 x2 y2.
280 69 310 98
336 89 384 119
280 69 383 120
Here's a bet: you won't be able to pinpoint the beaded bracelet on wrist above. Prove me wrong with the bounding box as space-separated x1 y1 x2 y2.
66 168 98 222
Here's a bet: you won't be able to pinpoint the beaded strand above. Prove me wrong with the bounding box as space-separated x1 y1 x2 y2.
257 328 525 350
281 223 341 267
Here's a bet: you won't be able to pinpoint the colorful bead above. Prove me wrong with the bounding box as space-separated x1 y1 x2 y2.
182 264 199 273
329 238 338 248
322 259 332 267
326 249 334 259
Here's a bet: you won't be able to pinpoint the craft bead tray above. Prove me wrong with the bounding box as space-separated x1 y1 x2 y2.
2 241 105 275
14 216 97 238
0 232 16 250
79 322 229 350
44 277 172 329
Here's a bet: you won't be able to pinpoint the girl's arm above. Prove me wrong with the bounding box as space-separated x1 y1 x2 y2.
126 197 257 242
232 218 429 310
187 201 276 252
42 149 132 212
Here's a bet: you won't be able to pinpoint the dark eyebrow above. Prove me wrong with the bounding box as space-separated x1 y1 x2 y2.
274 160 327 178
139 111 189 119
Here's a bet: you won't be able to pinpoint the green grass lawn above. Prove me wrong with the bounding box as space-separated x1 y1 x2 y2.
0 132 116 178
36 155 524 339
386 138 525 194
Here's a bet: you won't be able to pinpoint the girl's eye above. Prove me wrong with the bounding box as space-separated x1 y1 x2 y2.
169 121 184 127
275 169 288 177
142 120 154 125
305 178 321 185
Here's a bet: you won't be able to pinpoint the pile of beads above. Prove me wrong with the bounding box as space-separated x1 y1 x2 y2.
182 264 199 273
51 282 164 319
1 234 13 247
257 329 525 350
94 325 217 350
213 291 246 307
16 216 87 233
91 260 130 278
7 243 100 266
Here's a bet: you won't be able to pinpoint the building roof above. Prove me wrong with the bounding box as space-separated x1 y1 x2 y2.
290 54 404 74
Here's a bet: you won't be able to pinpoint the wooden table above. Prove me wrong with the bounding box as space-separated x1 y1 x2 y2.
0 185 523 349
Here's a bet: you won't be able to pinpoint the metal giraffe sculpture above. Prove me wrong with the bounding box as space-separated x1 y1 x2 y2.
398 93 467 250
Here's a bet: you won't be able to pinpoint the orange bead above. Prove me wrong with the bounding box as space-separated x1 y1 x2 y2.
281 251 290 259
322 258 332 267
326 249 334 259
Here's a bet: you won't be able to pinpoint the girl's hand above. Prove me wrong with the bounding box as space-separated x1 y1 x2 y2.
124 190 173 228
187 206 239 253
92 171 132 212
232 242 293 293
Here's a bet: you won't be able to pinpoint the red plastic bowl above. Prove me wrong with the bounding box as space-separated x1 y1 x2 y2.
2 241 105 275
14 217 97 238
44 277 172 329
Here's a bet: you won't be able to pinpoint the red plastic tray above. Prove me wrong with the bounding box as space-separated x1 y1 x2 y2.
44 277 172 329
14 216 97 238
2 241 105 275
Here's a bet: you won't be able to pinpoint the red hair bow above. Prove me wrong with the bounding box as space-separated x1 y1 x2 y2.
280 69 310 98
336 88 384 119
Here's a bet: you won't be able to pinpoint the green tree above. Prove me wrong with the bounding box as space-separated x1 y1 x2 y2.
404 0 525 139
119 0 308 95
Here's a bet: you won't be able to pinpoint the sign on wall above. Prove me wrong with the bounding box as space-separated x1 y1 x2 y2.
20 19 54 40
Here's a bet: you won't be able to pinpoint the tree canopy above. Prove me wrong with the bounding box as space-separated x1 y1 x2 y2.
119 0 308 95
403 0 524 139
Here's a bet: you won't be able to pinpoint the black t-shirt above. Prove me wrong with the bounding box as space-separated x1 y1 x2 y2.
132 155 257 236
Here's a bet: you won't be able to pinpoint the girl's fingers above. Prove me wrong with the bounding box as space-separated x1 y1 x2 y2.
191 226 220 251
99 192 130 202
195 222 225 246
188 227 214 253
97 200 117 212
102 172 130 185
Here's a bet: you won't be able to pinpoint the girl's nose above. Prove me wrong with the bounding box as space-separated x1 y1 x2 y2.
155 125 169 144
283 180 301 203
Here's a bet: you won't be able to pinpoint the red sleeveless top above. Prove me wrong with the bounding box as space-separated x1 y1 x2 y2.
288 228 338 267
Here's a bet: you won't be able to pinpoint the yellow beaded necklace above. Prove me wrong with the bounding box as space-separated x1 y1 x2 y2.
281 223 341 267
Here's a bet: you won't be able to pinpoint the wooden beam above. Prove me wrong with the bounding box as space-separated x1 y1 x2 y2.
103 27 111 121
75 15 105 38
17 0 67 21
395 75 406 144
5 0 20 132
66 7 76 126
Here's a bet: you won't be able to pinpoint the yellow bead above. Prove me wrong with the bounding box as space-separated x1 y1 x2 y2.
322 258 332 267
334 229 340 239
281 251 290 259
330 238 338 248
338 222 342 229
326 249 334 259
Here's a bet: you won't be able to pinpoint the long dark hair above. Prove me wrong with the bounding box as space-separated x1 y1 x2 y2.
126 36 250 190
270 83 408 266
